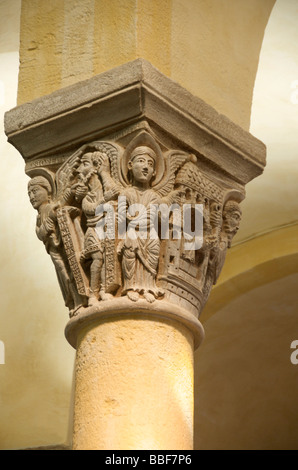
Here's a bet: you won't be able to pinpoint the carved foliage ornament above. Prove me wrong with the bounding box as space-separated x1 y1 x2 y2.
27 133 242 318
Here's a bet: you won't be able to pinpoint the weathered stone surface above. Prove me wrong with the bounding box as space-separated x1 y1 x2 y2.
4 60 266 351
5 59 265 186
21 131 242 343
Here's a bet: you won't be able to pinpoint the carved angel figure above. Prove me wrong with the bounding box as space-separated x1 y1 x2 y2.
117 146 165 303
113 136 195 303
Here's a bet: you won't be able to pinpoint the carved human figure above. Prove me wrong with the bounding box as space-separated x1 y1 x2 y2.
117 146 182 303
202 199 242 308
75 152 117 305
28 176 82 315
222 200 242 248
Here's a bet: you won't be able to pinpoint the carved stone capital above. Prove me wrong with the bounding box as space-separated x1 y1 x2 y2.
4 59 266 348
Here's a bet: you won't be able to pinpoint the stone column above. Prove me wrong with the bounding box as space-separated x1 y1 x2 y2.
72 314 198 450
4 59 266 450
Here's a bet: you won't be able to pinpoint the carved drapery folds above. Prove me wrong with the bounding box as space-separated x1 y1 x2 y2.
26 131 242 320
4 60 266 348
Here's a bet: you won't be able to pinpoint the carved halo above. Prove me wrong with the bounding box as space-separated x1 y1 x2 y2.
121 132 165 186
26 168 56 196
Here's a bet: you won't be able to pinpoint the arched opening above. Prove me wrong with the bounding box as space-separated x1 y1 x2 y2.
195 0 298 449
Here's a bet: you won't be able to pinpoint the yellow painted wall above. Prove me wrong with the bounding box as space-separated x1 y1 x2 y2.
196 271 298 450
0 0 75 450
17 0 275 129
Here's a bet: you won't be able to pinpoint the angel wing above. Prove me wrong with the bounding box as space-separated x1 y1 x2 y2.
154 150 197 197
91 141 126 187
55 147 84 200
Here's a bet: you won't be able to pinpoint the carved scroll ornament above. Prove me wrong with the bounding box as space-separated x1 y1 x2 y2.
27 132 242 319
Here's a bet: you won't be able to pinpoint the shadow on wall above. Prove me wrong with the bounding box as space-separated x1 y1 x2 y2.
195 263 298 450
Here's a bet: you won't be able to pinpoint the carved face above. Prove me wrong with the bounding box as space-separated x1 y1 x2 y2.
28 184 49 210
76 153 96 183
223 206 241 247
128 154 156 185
225 209 241 230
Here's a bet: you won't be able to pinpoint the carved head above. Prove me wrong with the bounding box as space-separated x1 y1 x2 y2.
28 176 52 210
76 152 102 184
128 146 156 187
222 200 242 246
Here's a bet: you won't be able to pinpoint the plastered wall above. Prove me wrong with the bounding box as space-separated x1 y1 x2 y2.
17 0 275 129
0 0 75 449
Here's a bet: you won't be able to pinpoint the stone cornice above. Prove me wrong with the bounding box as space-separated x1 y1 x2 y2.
5 59 266 186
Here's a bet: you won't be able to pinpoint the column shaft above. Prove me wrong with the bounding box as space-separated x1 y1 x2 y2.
73 316 194 450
